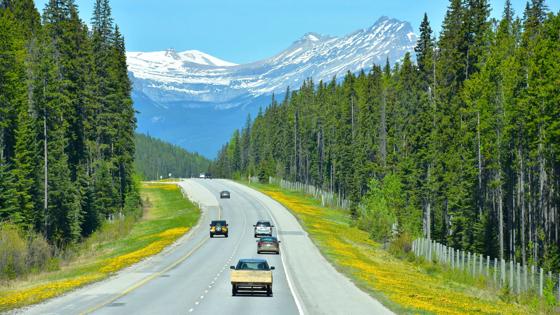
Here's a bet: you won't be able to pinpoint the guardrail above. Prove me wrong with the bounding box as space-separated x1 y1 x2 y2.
412 238 560 300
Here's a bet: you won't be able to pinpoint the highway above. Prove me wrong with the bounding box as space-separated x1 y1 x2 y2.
19 179 391 315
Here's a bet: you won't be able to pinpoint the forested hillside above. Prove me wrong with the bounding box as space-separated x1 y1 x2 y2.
135 133 210 180
0 0 137 244
214 0 560 271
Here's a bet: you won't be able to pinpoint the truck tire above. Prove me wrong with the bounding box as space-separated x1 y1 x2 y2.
232 285 237 296
210 233 213 238
266 285 272 297
225 233 228 238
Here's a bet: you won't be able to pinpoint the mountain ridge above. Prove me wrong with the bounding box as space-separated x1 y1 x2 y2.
129 16 417 157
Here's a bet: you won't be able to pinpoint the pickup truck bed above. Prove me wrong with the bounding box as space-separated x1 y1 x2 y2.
231 270 273 296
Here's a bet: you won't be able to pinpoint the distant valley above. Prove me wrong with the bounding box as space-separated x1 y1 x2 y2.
128 16 416 157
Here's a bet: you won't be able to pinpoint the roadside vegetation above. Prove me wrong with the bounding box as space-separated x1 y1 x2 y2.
0 183 199 312
247 181 555 314
213 0 560 281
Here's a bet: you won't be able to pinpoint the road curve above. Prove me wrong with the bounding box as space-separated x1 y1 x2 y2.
16 179 391 315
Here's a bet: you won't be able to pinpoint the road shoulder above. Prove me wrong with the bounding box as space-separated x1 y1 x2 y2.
224 180 393 315
4 181 208 314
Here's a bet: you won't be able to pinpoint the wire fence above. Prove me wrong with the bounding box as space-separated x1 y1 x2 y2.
263 177 352 210
252 177 560 301
412 238 560 301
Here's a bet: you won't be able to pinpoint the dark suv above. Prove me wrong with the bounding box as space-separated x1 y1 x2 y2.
210 220 228 238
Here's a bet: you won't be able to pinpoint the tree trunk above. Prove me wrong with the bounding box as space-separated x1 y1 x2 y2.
519 147 526 265
293 110 298 180
43 114 48 238
380 88 387 168
497 171 504 260
351 96 355 142
477 111 482 216
425 164 432 240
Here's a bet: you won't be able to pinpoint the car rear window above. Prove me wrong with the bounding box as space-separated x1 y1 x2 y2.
236 261 270 270
256 222 271 227
212 220 226 225
260 237 276 242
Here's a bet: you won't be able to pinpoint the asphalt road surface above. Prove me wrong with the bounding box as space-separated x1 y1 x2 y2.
18 179 391 315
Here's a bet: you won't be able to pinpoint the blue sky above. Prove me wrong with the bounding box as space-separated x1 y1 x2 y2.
34 0 559 64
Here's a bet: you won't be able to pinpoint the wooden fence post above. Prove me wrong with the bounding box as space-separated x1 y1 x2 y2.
531 265 535 290
428 240 432 261
540 268 544 296
493 258 497 284
510 261 514 291
523 264 528 293
465 252 471 273
450 249 454 269
501 259 506 285
486 255 490 277
516 263 521 294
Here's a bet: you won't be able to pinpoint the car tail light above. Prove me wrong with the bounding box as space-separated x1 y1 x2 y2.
258 242 263 246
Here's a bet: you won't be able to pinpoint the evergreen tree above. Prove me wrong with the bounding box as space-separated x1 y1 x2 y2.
415 13 435 85
0 157 18 222
214 1 560 272
12 107 40 228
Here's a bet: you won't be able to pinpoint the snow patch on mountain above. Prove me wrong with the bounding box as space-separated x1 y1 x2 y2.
127 16 416 106
130 16 417 157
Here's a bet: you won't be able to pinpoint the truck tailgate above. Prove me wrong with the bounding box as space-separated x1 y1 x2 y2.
231 270 272 284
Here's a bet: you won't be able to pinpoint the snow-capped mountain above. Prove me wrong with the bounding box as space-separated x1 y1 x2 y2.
129 16 416 157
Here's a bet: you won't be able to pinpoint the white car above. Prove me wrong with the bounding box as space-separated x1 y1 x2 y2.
254 220 273 238
199 173 206 179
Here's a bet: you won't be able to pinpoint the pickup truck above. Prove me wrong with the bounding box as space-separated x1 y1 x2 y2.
230 259 275 296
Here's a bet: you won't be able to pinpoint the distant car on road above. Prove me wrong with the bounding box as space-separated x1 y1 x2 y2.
230 258 274 296
199 173 206 179
257 236 280 254
210 220 228 238
220 190 230 199
253 220 273 238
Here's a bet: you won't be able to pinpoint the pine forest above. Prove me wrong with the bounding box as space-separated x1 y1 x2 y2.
135 133 210 180
214 0 560 272
0 0 137 245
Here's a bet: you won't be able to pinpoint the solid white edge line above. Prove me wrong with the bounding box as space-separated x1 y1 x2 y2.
276 231 305 315
237 180 305 315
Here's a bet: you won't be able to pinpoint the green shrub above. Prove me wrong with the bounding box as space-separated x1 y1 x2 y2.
0 224 28 279
0 223 56 280
543 278 557 307
26 234 52 271
389 232 413 259
357 176 398 241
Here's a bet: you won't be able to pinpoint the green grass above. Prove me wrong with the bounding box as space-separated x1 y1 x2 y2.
0 183 200 311
244 180 537 315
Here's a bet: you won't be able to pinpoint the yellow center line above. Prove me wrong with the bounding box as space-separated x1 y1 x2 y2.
80 200 226 314
81 236 208 315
